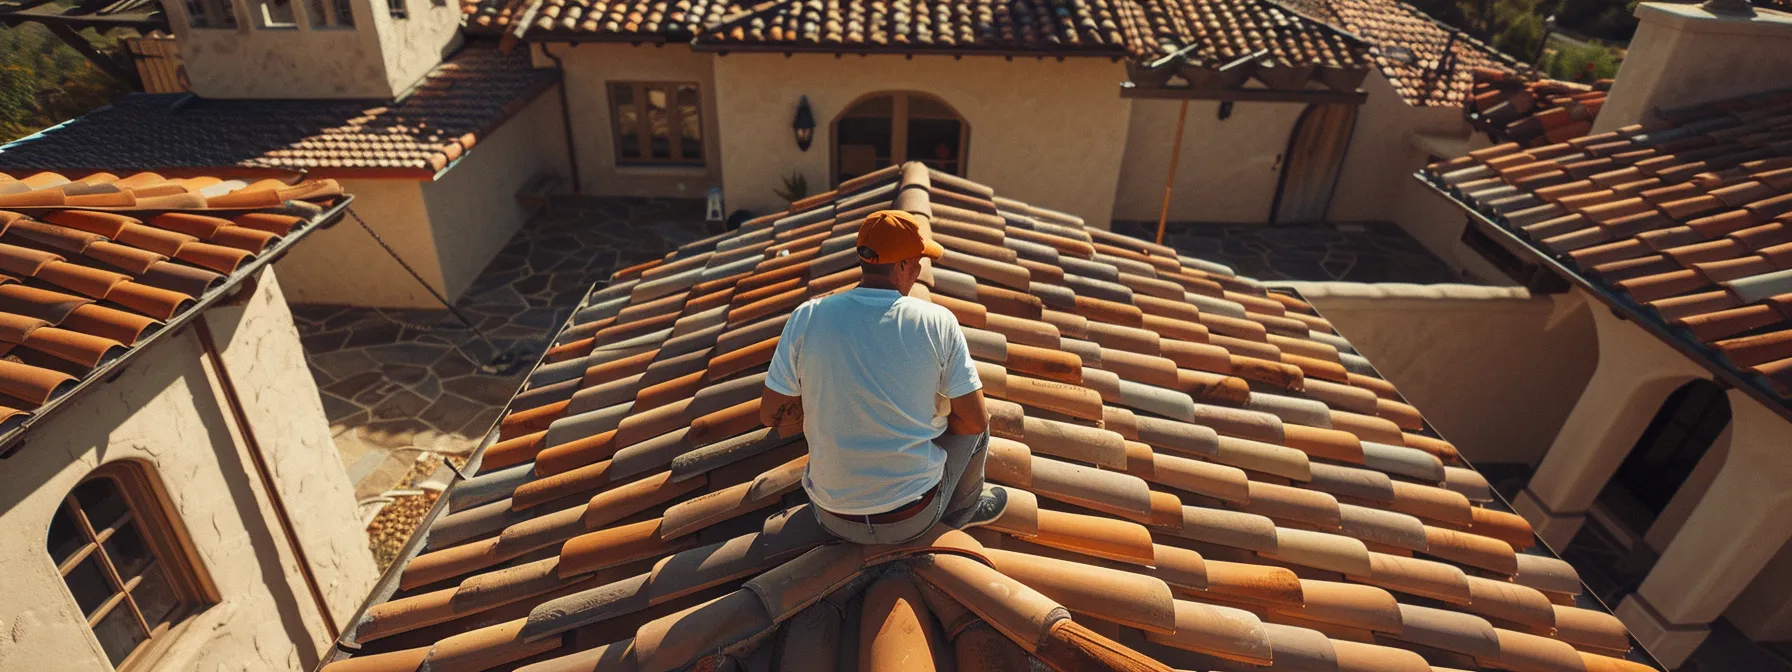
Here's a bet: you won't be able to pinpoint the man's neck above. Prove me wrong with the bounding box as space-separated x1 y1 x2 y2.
858 276 907 293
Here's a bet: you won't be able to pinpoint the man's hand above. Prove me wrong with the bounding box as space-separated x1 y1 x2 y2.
946 389 988 435
759 387 805 437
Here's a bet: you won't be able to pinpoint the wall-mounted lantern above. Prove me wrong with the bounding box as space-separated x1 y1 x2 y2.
1217 101 1234 120
793 96 815 152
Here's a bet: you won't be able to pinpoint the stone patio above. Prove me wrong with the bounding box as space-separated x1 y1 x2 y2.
1111 220 1469 284
292 198 713 502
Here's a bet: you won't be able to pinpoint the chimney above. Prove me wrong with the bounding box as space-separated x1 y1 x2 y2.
1591 2 1792 133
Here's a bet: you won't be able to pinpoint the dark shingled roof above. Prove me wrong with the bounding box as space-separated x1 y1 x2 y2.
0 46 556 179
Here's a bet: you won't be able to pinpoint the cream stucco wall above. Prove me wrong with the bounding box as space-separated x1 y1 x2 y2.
1111 100 1306 224
1286 282 1598 466
1594 3 1792 133
170 0 458 99
274 179 448 308
0 269 374 671
711 53 1133 228
421 89 571 298
543 42 723 199
1326 72 1471 224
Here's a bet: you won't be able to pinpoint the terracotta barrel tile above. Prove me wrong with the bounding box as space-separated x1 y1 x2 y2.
1310 465 1396 504
1462 575 1557 632
910 552 1067 652
1551 605 1630 655
1331 638 1433 672
1481 627 1587 672
1467 507 1535 550
1355 552 1471 603
1388 481 1474 525
1174 506 1277 553
1029 508 1155 565
1028 456 1154 522
1143 599 1271 665
984 548 1176 633
632 590 773 672
1422 526 1518 576
1145 451 1251 504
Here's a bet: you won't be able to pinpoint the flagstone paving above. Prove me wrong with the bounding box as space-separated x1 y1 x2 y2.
292 198 714 502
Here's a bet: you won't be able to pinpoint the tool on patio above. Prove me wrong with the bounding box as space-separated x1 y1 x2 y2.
345 207 524 376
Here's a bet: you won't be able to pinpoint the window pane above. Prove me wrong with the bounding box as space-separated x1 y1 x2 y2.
908 118 963 176
48 505 85 563
843 95 894 117
613 85 640 160
676 85 702 161
74 479 127 531
104 522 154 579
66 555 115 616
646 87 671 159
92 604 146 667
132 564 180 626
836 116 893 181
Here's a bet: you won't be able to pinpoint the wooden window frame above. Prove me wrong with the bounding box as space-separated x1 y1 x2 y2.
830 91 970 187
607 81 707 168
51 462 212 670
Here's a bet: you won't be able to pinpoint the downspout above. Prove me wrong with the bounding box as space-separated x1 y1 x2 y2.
194 313 341 642
539 43 584 195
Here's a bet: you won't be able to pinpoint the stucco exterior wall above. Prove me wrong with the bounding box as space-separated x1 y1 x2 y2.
544 43 723 199
1111 100 1306 223
711 53 1133 228
169 0 458 99
1327 72 1473 224
274 179 447 308
0 269 374 671
373 0 463 95
422 89 571 298
1286 282 1598 466
1594 3 1792 133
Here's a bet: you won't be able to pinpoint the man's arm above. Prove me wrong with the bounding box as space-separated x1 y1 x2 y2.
946 389 988 435
760 388 804 437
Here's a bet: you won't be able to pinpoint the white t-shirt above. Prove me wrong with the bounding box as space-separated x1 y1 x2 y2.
766 287 983 514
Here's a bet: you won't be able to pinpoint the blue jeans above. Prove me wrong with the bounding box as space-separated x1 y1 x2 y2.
813 431 988 545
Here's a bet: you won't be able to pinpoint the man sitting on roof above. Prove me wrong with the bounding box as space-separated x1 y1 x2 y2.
759 209 995 544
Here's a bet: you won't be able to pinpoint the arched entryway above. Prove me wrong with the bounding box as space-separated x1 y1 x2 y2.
1601 379 1732 539
832 92 969 185
1572 379 1732 602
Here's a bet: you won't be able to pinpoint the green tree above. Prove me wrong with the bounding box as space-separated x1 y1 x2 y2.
1540 40 1621 81
0 22 132 142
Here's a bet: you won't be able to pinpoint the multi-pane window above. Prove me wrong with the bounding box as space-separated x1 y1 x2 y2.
307 0 354 27
608 82 705 166
834 91 968 184
387 0 406 19
48 465 205 669
183 0 239 27
253 0 297 27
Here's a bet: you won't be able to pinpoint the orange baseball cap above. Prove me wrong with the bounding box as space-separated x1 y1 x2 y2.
856 210 944 264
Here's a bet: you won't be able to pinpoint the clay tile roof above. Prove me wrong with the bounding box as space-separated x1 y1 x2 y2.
322 161 1658 671
692 0 1131 54
0 171 346 450
1467 68 1611 147
1270 0 1519 105
1422 86 1792 403
0 46 555 179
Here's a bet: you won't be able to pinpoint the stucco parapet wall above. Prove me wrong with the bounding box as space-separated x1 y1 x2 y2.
1635 2 1792 37
1267 281 1532 301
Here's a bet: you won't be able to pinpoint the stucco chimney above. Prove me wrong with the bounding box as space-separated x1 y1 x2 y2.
1591 2 1792 133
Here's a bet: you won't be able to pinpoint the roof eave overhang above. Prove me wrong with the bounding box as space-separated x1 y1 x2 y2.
686 40 1128 59
1120 81 1369 104
1415 172 1792 426
0 195 355 457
